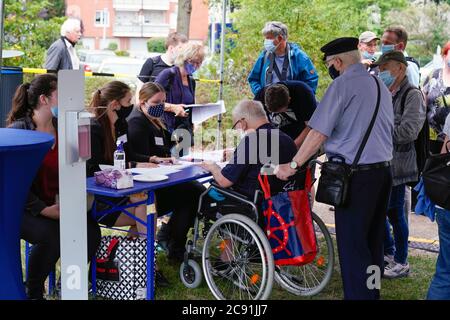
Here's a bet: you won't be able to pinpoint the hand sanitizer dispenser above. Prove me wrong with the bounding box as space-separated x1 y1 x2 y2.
66 110 94 164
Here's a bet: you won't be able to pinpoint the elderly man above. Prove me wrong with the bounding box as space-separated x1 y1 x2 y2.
275 37 394 300
201 99 297 199
381 26 420 87
44 18 82 71
372 51 426 279
248 21 318 97
358 31 380 70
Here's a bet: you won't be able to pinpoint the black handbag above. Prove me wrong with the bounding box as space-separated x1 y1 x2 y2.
422 142 450 210
315 76 381 207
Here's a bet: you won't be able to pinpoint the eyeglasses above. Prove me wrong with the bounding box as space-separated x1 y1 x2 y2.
231 118 245 130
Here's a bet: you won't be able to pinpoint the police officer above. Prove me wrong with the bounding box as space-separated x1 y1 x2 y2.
275 37 394 300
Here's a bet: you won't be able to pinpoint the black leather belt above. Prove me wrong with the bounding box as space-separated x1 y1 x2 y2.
354 161 391 172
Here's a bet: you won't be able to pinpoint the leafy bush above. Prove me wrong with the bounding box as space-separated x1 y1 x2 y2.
147 38 166 53
107 42 118 51
115 50 130 57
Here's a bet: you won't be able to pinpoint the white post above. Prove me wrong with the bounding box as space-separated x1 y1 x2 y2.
102 8 107 49
58 70 89 300
217 0 227 150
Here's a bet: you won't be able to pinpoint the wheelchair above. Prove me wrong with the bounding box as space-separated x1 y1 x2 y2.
178 167 335 300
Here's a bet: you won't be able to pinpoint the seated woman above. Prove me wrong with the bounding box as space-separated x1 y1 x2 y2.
127 82 206 263
7 74 101 300
87 81 172 286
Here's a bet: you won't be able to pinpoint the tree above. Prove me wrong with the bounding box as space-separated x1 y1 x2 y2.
177 0 192 38
3 0 64 68
385 2 450 62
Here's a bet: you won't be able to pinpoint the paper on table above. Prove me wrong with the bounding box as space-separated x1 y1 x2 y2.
181 149 225 162
186 100 226 124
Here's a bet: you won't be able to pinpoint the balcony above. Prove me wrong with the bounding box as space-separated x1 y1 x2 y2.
113 23 170 38
113 0 169 11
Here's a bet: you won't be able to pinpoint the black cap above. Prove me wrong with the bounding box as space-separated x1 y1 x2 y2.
372 51 408 67
320 37 359 61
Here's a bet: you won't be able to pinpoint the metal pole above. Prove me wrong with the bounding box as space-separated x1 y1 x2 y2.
217 0 227 150
0 0 5 82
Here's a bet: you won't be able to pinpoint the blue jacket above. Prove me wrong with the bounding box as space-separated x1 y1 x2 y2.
247 42 318 96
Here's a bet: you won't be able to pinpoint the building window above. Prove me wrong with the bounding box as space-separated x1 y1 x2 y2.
95 10 109 27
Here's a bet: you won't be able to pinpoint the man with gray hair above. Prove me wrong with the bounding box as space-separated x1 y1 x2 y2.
248 21 318 98
201 99 297 198
276 37 394 300
44 18 82 71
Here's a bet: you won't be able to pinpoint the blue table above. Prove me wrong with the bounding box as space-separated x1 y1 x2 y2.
87 165 211 300
0 128 54 300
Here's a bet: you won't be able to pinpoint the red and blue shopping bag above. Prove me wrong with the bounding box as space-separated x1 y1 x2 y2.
258 168 317 266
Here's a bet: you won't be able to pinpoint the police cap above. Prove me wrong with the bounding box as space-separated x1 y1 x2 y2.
321 37 359 61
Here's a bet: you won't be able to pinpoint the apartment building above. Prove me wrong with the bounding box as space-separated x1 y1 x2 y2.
65 0 209 52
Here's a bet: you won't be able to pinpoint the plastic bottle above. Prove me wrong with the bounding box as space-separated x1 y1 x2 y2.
113 141 126 170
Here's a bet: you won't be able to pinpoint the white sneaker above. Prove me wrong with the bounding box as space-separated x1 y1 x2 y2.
384 261 410 279
384 255 394 267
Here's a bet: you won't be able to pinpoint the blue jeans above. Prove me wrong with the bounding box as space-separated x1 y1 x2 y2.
427 209 450 300
384 184 409 264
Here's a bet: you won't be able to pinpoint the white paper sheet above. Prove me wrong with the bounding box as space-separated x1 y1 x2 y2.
186 100 226 124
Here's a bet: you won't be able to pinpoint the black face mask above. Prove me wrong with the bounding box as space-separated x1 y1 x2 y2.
116 104 134 119
328 65 340 80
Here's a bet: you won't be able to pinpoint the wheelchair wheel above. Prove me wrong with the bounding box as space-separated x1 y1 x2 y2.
180 259 203 289
202 214 274 300
275 212 334 296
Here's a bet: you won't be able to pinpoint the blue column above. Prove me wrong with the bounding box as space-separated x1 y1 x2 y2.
0 128 54 299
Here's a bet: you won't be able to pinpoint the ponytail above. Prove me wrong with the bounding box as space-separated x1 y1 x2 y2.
6 74 58 126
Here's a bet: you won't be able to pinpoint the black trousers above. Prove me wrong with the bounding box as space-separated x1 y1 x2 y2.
155 181 206 257
334 166 392 300
21 212 101 299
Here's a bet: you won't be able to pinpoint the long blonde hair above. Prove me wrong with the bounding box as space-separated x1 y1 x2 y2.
139 82 167 130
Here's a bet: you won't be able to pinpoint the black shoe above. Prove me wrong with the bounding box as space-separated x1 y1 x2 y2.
155 270 170 288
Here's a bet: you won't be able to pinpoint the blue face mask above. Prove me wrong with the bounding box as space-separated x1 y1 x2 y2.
184 62 197 75
362 51 375 60
381 44 395 54
264 39 278 53
51 106 58 118
379 70 396 88
146 103 165 118
447 60 450 68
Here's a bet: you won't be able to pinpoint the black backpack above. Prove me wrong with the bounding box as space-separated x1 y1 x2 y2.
400 87 430 184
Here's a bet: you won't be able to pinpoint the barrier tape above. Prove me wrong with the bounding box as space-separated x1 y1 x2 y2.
15 67 222 84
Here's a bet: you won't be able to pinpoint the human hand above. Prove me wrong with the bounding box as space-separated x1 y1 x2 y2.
173 104 188 117
41 204 60 220
274 163 297 181
200 161 218 173
361 59 373 67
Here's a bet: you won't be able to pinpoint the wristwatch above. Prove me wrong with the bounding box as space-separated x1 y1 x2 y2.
289 160 299 170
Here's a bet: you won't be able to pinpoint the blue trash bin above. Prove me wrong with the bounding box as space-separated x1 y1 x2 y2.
0 67 23 128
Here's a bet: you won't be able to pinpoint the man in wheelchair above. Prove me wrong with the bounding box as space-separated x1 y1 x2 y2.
200 99 300 224
198 99 305 273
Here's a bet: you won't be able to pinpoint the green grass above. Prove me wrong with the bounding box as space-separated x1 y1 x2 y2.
22 229 437 300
